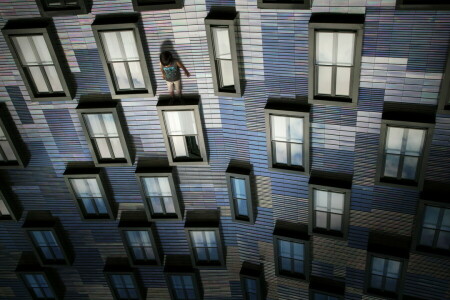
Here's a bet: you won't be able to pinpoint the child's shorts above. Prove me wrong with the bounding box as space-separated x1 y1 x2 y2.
166 80 181 95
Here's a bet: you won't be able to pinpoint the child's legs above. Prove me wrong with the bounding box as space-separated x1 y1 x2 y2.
166 81 174 96
174 80 181 96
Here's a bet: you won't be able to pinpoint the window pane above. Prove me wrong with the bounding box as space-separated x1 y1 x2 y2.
316 32 333 64
29 67 49 93
94 198 108 214
442 209 450 230
82 198 96 214
423 206 440 228
293 242 304 260
335 67 351 96
231 178 246 199
164 197 176 213
219 59 235 88
315 211 327 228
273 141 287 164
191 231 205 246
330 192 344 213
371 257 385 275
212 27 231 60
336 32 355 65
85 114 104 136
120 31 139 60
384 154 400 177
291 143 302 166
164 111 197 135
110 137 125 159
112 62 131 90
420 228 435 247
278 240 291 257
317 66 332 95
0 199 10 215
436 231 450 250
101 32 123 61
171 136 187 157
405 129 425 155
44 66 63 92
401 156 418 180
237 198 248 216
314 190 328 211
0 141 17 161
370 274 383 289
150 197 164 213
32 35 52 64
385 278 398 292
204 231 217 247
128 61 145 89
96 138 113 159
330 214 342 231
13 36 38 65
386 127 404 154
294 260 304 273
289 117 303 143
387 260 401 278
271 115 287 142
70 178 101 198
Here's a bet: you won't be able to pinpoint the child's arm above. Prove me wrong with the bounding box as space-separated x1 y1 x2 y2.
177 61 190 77
160 63 166 80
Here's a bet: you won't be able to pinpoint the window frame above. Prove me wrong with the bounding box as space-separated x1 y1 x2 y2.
375 119 434 190
135 166 183 221
264 101 311 175
131 0 183 11
164 255 203 300
438 49 450 113
239 262 264 300
118 218 163 266
412 198 450 257
1 18 73 102
257 0 310 10
0 104 28 169
308 15 364 107
396 0 450 10
35 0 90 17
104 269 145 300
364 252 407 299
77 102 133 167
63 167 116 220
24 226 73 266
0 188 21 221
157 97 208 166
91 14 154 99
226 163 255 224
205 11 241 97
308 182 351 240
165 272 202 300
17 268 62 300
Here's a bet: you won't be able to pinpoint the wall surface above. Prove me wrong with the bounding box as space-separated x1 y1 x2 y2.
0 0 449 299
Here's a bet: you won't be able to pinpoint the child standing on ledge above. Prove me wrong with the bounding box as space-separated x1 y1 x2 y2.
160 51 190 97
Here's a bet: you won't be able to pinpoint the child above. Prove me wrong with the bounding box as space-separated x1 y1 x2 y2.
160 51 190 97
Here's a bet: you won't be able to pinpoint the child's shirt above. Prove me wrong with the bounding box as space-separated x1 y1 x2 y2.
162 61 181 82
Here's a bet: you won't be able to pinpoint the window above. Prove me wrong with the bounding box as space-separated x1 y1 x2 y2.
35 0 89 16
257 0 310 9
2 18 72 101
20 273 58 300
226 163 255 224
376 119 434 189
308 14 364 106
77 102 133 167
309 179 351 239
396 0 450 10
240 262 264 300
157 97 208 166
64 167 115 220
366 255 405 298
0 188 21 221
438 50 450 113
273 222 311 280
136 166 183 221
92 14 154 99
0 104 28 169
205 10 241 97
265 101 310 174
25 229 71 266
168 275 198 300
131 0 183 11
185 210 225 268
413 198 450 256
164 255 202 300
108 274 142 300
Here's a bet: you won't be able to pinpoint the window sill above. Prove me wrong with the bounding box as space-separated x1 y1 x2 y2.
308 97 357 107
376 178 420 190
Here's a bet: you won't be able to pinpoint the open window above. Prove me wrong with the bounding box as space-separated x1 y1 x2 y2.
92 14 154 99
308 14 364 107
77 101 133 167
257 0 310 9
309 276 345 300
185 209 225 268
131 0 183 11
308 173 351 240
64 166 116 220
0 188 22 221
0 104 28 169
118 211 163 266
364 232 409 299
396 0 450 10
438 49 450 113
2 18 73 101
104 258 145 300
157 96 208 166
375 106 434 190
226 161 255 224
205 10 241 97
273 221 311 281
164 255 203 300
35 0 90 17
265 100 310 174
240 262 264 300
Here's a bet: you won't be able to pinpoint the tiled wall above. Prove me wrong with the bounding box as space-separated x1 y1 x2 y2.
0 0 450 299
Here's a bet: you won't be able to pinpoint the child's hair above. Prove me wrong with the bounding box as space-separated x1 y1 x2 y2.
160 51 173 66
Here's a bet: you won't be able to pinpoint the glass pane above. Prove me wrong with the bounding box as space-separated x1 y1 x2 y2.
82 198 96 214
101 32 123 61
293 242 304 260
278 240 291 257
71 178 101 198
401 156 418 180
44 231 58 246
128 61 145 89
231 178 246 199
294 260 304 273
13 36 38 65
245 278 256 292
171 136 187 157
317 66 332 95
442 209 450 230
237 198 248 216
280 257 291 271
385 278 398 292
336 32 355 65
314 190 328 211
0 199 10 215
335 67 351 96
371 257 385 275
123 275 135 288
191 231 205 246
31 231 46 246
436 231 450 249
370 274 383 289
29 67 49 93
208 247 219 261
95 138 112 159
405 129 425 156
0 141 17 161
316 32 334 64
330 214 342 231
164 111 197 135
150 197 164 213
315 211 327 228
330 192 344 213
291 143 302 166
419 228 435 247
384 154 400 177
212 27 231 60
387 260 401 278
112 62 131 90
102 113 119 136
204 231 217 247
120 31 139 60
386 127 404 154
110 137 125 159
423 206 440 228
219 59 234 88
163 197 176 213
32 35 52 64
271 115 288 142
94 198 108 214
289 117 303 143
85 114 104 136
273 141 287 164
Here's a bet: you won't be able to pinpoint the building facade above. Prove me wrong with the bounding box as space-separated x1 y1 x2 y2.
0 0 449 299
